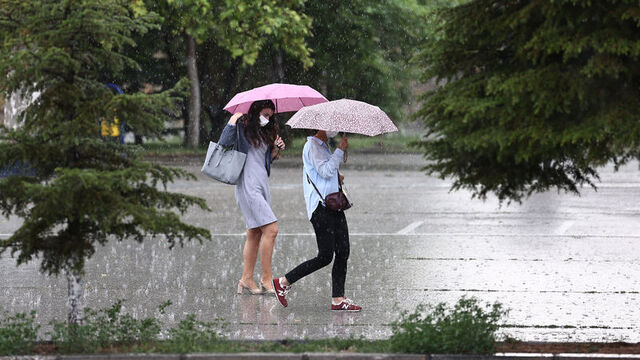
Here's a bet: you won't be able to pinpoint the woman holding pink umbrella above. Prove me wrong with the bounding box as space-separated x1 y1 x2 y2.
220 83 327 295
218 99 285 295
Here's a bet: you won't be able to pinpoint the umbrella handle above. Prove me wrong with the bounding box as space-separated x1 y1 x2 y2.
340 133 347 163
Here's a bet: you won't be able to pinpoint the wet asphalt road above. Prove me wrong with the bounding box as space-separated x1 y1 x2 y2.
1 153 639 342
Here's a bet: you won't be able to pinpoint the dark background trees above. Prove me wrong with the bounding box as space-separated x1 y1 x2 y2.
118 0 427 147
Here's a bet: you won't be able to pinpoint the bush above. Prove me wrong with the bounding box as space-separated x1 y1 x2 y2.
49 299 164 353
157 314 226 353
1 297 507 355
0 309 40 355
389 297 507 354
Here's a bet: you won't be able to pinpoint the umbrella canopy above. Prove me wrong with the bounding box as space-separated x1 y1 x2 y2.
286 99 398 136
223 83 328 114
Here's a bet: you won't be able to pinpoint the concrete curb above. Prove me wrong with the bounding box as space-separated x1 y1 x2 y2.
4 354 640 360
0 354 424 360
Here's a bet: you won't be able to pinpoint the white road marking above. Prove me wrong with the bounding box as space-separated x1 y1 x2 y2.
497 354 640 359
555 220 575 235
395 221 424 235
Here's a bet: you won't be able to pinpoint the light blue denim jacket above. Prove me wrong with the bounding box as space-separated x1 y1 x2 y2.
302 136 344 220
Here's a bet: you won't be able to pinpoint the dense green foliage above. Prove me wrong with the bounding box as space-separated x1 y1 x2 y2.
284 0 428 121
120 0 426 145
0 297 506 355
152 0 313 67
0 309 39 355
0 0 211 275
49 300 167 353
137 0 314 146
389 297 507 354
415 0 640 202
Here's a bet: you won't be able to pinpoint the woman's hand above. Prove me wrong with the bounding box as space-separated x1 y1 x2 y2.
337 136 349 151
271 135 285 160
339 172 345 184
274 135 285 151
229 112 243 125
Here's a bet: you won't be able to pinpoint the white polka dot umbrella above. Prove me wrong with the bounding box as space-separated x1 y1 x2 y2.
286 99 398 136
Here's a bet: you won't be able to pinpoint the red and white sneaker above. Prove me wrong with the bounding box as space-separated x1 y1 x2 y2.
273 277 290 307
331 298 362 312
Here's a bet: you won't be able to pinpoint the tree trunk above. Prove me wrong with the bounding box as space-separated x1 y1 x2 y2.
320 69 328 97
65 256 84 324
272 49 285 84
185 34 200 148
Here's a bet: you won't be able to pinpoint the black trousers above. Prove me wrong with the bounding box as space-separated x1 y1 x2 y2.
285 203 350 297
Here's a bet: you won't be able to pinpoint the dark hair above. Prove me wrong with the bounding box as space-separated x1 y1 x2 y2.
241 100 277 147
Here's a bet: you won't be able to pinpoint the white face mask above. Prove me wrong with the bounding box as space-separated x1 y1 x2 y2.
326 131 339 138
259 115 270 127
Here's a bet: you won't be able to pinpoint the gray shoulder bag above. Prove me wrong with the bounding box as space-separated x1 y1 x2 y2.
201 125 247 184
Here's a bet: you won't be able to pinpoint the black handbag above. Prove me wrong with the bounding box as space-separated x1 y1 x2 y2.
306 173 352 211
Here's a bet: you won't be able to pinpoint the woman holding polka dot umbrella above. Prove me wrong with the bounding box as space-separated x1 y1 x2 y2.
272 99 397 312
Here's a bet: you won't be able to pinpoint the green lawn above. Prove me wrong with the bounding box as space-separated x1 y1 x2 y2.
138 133 422 157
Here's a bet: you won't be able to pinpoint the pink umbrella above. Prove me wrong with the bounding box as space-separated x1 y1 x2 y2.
285 99 398 136
223 83 328 114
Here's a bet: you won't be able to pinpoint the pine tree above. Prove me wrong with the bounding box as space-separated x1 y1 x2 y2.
0 0 211 323
415 0 640 203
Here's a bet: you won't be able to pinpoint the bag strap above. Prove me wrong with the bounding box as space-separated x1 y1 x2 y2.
306 172 326 203
306 172 343 203
233 121 241 150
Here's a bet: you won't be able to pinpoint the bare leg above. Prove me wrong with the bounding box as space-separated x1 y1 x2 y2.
241 227 262 288
259 221 278 289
